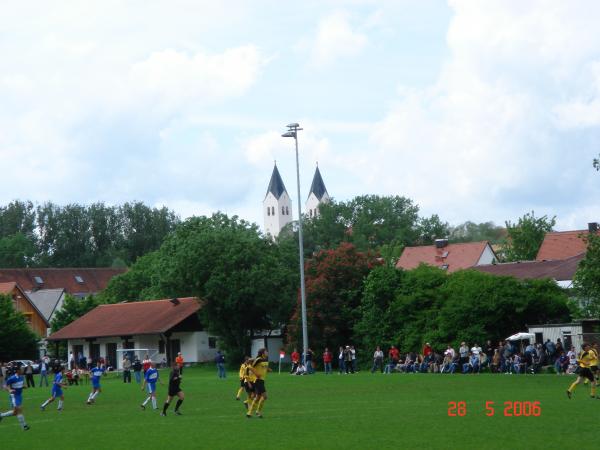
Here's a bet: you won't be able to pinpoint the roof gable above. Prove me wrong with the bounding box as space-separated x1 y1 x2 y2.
48 297 201 340
396 241 492 273
265 164 288 200
536 230 594 261
25 288 65 322
0 281 50 326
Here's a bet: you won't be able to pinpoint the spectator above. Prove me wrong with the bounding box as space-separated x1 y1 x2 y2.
513 354 522 374
371 346 384 373
350 346 357 372
295 363 307 375
215 350 226 378
389 346 400 365
440 352 452 373
175 352 184 374
122 356 132 383
459 342 469 367
567 347 578 374
422 343 433 358
291 348 300 374
556 338 564 355
344 346 354 374
24 362 35 387
491 349 501 373
133 357 143 384
432 352 443 373
338 347 345 374
39 357 49 387
502 342 512 372
554 351 568 375
471 343 482 357
323 348 333 375
69 351 75 370
524 342 535 356
545 339 556 360
304 348 314 374
78 353 86 370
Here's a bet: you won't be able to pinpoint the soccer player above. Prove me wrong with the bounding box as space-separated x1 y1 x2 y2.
161 363 184 416
141 362 160 410
567 343 597 399
41 366 66 411
236 357 250 401
87 361 105 405
246 348 271 419
0 366 30 430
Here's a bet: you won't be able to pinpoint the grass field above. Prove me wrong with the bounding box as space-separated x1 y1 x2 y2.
0 366 597 449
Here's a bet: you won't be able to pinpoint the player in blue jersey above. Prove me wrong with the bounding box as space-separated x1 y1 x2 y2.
0 366 30 430
140 362 161 410
40 367 66 411
87 361 105 405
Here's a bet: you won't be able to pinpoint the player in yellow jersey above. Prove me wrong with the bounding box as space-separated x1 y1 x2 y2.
584 344 598 385
246 348 271 418
567 343 597 399
236 357 249 401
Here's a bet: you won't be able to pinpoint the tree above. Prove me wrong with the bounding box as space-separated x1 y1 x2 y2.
0 200 36 238
0 232 36 267
503 211 555 261
0 294 39 360
51 294 100 332
449 221 506 244
573 232 600 317
287 242 381 353
416 214 450 245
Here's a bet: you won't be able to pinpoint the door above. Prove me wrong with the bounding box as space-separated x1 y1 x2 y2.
122 341 135 363
90 344 100 364
73 345 84 364
106 343 117 369
169 339 181 364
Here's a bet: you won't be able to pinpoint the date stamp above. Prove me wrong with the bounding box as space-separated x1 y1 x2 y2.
447 401 541 417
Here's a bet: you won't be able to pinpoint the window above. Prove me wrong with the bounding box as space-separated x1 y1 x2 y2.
286 206 289 215
208 337 217 349
267 207 270 216
34 276 43 285
282 206 285 215
74 275 84 284
272 206 275 215
159 340 165 353
309 209 313 218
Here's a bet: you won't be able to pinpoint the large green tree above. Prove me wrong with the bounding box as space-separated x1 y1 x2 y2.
573 232 600 318
449 221 506 244
0 294 39 360
503 211 556 261
0 232 36 267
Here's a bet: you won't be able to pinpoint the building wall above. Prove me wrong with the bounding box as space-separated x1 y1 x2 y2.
527 324 583 351
477 245 497 266
263 192 293 238
10 287 48 337
305 192 329 219
251 337 285 363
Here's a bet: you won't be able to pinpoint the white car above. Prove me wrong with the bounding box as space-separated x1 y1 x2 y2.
9 360 40 374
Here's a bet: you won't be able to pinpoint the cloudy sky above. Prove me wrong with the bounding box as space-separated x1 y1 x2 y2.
2 0 600 231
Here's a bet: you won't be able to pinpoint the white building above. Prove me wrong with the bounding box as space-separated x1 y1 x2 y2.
263 163 292 238
305 165 330 219
527 320 600 351
48 297 218 368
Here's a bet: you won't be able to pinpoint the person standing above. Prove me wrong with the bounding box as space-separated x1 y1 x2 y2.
344 346 354 374
24 363 35 388
459 342 469 367
122 356 132 383
161 363 184 416
86 361 105 405
40 366 66 411
215 351 226 379
323 348 332 374
175 352 184 374
141 362 160 410
0 366 30 430
133 357 142 384
246 348 271 419
351 346 357 372
304 348 314 374
338 347 345 374
68 351 75 371
236 357 250 400
371 346 384 373
290 349 300 374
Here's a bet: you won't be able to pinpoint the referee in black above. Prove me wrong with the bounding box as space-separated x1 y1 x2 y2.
161 363 184 416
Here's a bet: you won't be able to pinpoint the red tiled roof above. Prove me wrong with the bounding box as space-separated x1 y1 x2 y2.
474 253 583 281
0 281 17 294
48 297 201 340
535 230 595 261
396 241 492 273
0 281 50 326
0 268 126 294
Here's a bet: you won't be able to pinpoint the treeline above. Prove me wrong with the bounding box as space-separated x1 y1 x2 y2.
0 200 180 267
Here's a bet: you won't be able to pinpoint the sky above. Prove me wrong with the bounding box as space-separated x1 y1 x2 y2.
2 0 600 231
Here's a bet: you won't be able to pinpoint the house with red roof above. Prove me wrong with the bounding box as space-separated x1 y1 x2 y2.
396 239 497 273
0 281 49 337
48 297 218 367
536 222 599 261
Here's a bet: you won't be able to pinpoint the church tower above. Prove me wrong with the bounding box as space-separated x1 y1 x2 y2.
263 163 292 238
305 164 330 219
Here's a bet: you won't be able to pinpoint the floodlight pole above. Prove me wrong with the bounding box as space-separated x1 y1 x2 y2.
282 123 308 364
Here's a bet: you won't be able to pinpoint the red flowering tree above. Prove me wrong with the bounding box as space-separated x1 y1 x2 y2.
287 242 381 356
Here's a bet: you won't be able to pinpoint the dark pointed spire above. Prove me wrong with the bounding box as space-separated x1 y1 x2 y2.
308 165 328 200
265 163 288 200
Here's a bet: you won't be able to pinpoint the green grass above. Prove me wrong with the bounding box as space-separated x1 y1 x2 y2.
0 366 596 449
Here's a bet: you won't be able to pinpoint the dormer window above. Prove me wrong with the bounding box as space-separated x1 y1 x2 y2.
75 275 84 284
34 276 44 285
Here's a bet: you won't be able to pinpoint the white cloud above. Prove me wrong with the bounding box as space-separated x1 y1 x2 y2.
303 11 368 68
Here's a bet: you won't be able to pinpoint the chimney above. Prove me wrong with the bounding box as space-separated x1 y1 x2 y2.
435 238 449 248
588 222 598 233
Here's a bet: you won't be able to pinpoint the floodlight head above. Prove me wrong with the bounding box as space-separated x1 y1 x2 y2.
282 131 296 138
287 123 299 128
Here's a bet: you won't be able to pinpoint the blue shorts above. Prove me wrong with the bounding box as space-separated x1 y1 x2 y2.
10 393 22 407
92 381 101 390
147 383 156 394
52 387 63 398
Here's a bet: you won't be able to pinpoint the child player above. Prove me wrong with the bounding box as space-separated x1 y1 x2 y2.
41 366 66 411
141 362 160 410
161 362 184 416
0 366 30 430
87 361 105 405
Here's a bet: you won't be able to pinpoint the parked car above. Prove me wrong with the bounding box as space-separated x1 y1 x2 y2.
8 360 40 374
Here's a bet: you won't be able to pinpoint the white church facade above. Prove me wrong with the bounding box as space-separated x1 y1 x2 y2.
263 163 330 238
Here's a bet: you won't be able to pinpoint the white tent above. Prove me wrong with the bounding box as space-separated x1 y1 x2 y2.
506 332 535 342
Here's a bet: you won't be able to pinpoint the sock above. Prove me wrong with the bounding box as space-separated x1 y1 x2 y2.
236 387 244 398
151 397 157 409
568 382 578 393
0 411 14 417
17 414 27 429
41 400 50 408
162 401 170 414
58 400 63 410
175 399 183 411
87 393 93 401
591 385 597 397
91 391 99 400
142 397 150 406
247 398 258 415
256 398 265 413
